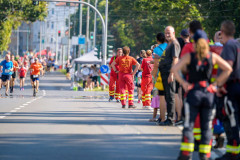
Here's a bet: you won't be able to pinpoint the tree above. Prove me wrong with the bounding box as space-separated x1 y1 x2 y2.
0 0 47 52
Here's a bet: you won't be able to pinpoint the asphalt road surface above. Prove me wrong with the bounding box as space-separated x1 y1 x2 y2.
0 71 225 160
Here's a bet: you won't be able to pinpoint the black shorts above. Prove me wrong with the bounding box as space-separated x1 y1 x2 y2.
92 76 98 82
11 72 16 79
136 83 141 88
175 81 180 94
1 75 11 82
30 75 33 80
158 90 165 96
20 76 25 79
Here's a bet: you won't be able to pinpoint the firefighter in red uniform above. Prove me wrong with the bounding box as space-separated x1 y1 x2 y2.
141 50 154 108
172 30 232 160
109 48 123 102
111 46 140 109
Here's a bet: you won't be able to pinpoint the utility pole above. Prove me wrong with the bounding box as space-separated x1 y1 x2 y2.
86 0 90 53
40 21 42 57
16 28 19 55
68 5 71 60
102 0 108 65
78 0 83 57
55 12 59 64
93 0 98 49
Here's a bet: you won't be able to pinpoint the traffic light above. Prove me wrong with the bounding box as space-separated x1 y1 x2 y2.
32 0 39 5
107 45 113 58
58 30 61 37
94 45 101 59
90 32 94 40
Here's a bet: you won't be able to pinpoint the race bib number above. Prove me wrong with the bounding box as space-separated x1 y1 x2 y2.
33 75 39 78
5 69 10 73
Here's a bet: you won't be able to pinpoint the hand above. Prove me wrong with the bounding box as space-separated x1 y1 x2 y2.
168 74 174 83
216 86 227 97
182 81 193 92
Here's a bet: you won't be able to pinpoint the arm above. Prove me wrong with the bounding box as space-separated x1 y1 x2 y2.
132 62 140 75
111 61 118 73
168 57 179 83
212 53 232 87
171 54 191 92
151 58 160 79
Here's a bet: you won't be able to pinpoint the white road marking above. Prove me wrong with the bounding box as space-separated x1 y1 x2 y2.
26 102 31 104
20 106 25 108
4 113 11 115
15 108 21 110
0 116 6 119
10 110 17 112
23 104 28 106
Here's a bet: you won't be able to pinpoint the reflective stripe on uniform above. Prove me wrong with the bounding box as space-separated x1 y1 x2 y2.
199 144 211 154
194 135 201 141
180 142 194 152
226 145 240 154
121 97 126 100
193 128 201 133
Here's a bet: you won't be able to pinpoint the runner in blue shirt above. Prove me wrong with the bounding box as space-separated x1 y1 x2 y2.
0 55 13 96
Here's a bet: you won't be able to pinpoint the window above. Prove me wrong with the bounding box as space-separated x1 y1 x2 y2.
51 22 54 29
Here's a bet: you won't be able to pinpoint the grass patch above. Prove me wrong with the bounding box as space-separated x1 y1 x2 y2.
59 69 67 75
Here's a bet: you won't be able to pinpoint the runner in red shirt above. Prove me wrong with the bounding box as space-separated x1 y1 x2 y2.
111 46 140 109
18 64 27 90
109 48 122 102
10 55 19 93
141 50 154 107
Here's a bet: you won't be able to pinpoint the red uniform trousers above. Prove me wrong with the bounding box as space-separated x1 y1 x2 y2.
119 72 134 106
109 75 120 100
141 77 153 106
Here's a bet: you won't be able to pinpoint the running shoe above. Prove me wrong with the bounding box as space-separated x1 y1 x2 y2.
5 92 9 96
157 119 175 126
128 105 137 109
116 99 120 103
175 120 183 126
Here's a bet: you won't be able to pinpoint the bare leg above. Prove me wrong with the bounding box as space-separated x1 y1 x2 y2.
159 96 166 122
22 78 25 88
175 94 182 121
153 108 158 119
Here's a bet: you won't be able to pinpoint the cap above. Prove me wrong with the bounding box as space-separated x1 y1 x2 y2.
180 29 189 37
193 30 208 42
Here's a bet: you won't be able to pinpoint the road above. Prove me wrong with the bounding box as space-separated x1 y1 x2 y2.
0 72 224 160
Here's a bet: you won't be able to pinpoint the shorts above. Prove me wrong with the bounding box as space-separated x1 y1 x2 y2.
1 75 11 82
92 76 98 83
158 90 165 96
32 75 39 82
175 82 180 94
20 76 25 79
136 83 141 88
30 75 33 80
11 72 16 79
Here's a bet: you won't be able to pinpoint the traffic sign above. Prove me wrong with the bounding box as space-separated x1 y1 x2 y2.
78 36 85 44
100 65 109 74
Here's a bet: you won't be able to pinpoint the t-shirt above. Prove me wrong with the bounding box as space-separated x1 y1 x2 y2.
153 43 168 58
30 62 42 75
220 39 240 80
159 40 181 74
141 56 154 77
137 57 143 65
109 56 119 78
180 42 194 58
115 55 137 74
12 60 19 72
19 67 27 77
0 60 13 75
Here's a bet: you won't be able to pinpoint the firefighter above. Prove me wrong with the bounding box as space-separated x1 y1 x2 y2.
141 50 154 108
172 30 232 160
109 48 123 102
216 20 240 160
111 46 140 109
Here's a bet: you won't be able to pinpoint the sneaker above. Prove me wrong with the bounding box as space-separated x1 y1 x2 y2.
175 120 183 126
5 92 9 96
215 153 239 160
128 105 137 109
116 99 120 103
122 105 126 109
109 96 114 102
157 119 175 126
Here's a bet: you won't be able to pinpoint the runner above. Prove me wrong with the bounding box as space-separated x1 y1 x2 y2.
109 48 123 102
172 30 232 160
0 55 13 96
111 46 140 109
216 20 240 160
18 63 27 91
10 55 19 93
29 58 43 96
141 50 154 108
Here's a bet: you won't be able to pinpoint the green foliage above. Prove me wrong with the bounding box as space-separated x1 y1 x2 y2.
0 0 47 52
